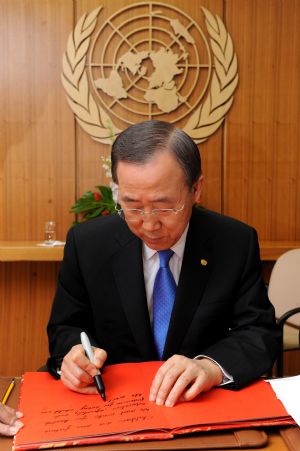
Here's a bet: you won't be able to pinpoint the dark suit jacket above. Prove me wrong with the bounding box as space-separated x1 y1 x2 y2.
47 207 280 388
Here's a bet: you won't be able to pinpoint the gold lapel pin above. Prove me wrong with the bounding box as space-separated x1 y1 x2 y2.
200 259 208 266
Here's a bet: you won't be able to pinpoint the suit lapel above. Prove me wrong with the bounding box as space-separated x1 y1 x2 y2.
163 209 214 359
111 227 157 360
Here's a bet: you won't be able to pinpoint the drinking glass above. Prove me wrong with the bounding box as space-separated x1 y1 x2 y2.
44 221 56 244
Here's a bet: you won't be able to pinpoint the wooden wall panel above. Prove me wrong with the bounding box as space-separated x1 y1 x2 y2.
0 262 60 376
0 0 74 376
224 0 300 240
0 0 75 241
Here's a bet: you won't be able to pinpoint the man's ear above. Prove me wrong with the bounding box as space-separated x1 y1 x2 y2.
192 175 204 202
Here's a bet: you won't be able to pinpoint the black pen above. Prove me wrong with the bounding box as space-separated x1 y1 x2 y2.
80 332 106 401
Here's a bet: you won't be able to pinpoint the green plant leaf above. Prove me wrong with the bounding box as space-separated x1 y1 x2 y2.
70 184 116 223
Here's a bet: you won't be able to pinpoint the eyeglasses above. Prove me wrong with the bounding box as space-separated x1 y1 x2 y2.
115 203 185 222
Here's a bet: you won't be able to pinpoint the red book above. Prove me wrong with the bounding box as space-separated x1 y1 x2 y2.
14 361 295 450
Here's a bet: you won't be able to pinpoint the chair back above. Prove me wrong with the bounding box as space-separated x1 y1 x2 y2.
268 249 300 376
268 249 300 327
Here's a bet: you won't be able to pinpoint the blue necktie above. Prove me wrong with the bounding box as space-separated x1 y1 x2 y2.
153 250 177 359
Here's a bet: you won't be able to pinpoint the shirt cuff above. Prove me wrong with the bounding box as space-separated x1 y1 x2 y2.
194 354 234 386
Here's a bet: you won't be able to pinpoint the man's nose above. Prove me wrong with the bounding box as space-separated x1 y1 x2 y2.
141 214 161 231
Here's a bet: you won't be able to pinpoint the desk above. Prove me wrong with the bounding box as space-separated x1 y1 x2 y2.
0 433 288 451
1 241 300 262
0 377 294 451
260 241 300 261
0 241 64 261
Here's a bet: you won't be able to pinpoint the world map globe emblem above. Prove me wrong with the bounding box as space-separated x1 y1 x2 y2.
87 2 212 128
62 3 238 144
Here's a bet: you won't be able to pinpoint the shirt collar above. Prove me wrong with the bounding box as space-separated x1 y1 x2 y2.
143 224 189 261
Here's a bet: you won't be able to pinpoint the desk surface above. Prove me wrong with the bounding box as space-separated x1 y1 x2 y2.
0 434 289 451
0 377 293 451
0 241 64 261
0 240 300 262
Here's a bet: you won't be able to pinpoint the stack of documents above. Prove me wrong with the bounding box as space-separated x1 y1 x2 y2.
267 375 300 426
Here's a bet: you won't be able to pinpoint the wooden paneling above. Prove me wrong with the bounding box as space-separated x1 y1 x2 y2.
0 0 74 376
225 0 300 240
284 350 300 377
0 0 300 376
0 0 75 241
0 262 60 376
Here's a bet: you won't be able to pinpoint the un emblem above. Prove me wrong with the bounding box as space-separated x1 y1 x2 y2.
62 2 238 144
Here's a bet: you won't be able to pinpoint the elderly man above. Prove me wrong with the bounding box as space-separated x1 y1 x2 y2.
47 120 280 407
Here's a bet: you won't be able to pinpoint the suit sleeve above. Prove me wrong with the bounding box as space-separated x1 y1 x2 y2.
201 227 281 388
47 227 96 366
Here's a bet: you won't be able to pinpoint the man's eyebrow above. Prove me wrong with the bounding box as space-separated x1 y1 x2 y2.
152 196 173 202
121 195 173 203
121 195 138 202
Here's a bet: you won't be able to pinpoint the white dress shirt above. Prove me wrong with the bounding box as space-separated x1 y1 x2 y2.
142 225 189 323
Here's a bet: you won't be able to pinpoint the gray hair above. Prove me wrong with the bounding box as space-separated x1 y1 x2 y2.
111 120 201 190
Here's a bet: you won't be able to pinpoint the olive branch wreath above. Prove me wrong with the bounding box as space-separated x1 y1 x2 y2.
61 6 121 145
184 7 238 142
61 6 238 144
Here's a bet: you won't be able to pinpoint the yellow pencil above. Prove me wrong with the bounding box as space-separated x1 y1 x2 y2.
1 378 15 405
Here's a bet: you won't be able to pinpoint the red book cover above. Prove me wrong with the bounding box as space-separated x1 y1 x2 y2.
14 361 295 450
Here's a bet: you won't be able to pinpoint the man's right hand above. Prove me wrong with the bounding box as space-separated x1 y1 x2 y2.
60 344 107 394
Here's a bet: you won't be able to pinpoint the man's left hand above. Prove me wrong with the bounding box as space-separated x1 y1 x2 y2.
149 355 223 407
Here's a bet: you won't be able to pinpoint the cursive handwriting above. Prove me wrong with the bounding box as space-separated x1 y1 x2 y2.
40 393 154 435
